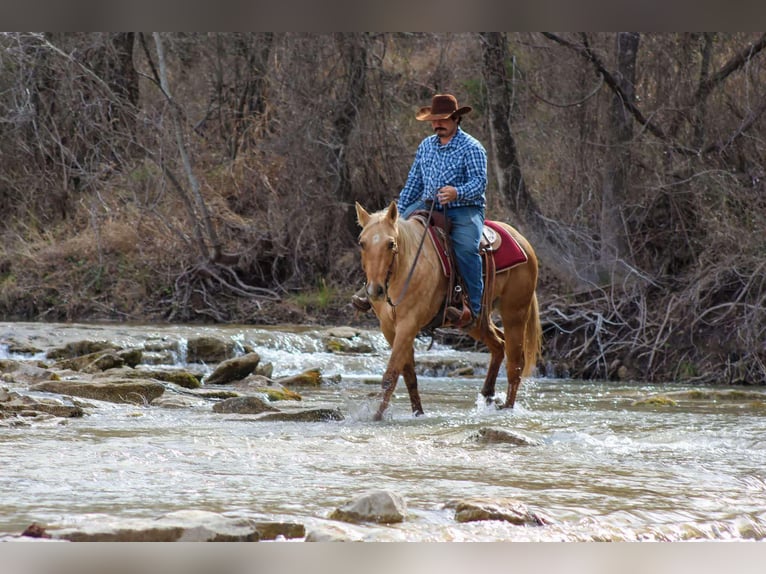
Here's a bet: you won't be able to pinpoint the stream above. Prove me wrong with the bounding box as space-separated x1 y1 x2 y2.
2 321 766 542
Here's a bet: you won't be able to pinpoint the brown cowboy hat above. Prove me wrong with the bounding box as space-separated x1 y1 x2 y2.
415 94 472 121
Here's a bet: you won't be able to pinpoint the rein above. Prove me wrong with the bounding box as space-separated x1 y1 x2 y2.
385 199 437 309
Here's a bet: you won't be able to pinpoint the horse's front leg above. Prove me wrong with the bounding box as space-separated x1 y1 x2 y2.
374 326 418 421
402 348 423 416
375 365 400 421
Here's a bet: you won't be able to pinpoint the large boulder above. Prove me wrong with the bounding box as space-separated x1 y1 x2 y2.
204 352 261 385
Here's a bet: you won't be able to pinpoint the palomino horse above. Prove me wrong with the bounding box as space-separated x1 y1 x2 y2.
355 200 541 421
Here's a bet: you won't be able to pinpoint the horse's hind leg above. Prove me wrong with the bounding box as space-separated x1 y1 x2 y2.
502 313 528 408
477 322 505 405
402 349 423 416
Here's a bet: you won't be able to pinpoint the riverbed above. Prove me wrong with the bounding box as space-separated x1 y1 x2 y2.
2 321 766 542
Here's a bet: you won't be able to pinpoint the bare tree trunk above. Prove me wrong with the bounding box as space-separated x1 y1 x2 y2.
153 32 221 261
600 32 639 269
479 32 540 222
332 32 368 242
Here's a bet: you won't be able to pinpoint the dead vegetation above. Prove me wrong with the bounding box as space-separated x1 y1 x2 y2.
0 32 764 384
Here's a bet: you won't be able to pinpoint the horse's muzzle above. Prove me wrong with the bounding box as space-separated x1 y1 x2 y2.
366 282 386 301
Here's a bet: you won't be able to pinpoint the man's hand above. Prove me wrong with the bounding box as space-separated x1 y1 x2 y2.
436 186 458 205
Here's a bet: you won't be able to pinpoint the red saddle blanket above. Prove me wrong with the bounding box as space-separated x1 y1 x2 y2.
483 220 528 272
427 219 528 277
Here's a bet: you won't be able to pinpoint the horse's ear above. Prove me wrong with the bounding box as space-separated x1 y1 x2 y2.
355 202 370 228
385 200 399 223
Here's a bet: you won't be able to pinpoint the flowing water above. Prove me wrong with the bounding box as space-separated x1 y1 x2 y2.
2 321 766 542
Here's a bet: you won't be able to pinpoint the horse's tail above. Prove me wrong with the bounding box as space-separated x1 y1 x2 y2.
522 292 542 377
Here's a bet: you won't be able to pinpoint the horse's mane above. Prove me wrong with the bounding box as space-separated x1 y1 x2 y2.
368 208 423 259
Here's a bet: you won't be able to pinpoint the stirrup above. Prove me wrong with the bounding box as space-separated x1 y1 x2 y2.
351 290 372 312
444 305 475 329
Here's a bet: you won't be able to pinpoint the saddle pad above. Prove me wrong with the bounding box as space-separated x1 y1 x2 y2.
483 220 528 271
418 217 528 278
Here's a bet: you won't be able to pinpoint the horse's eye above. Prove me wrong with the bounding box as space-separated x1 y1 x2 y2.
358 240 366 250
389 239 396 251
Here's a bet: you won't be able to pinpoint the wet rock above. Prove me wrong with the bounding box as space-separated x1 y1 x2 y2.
204 352 262 385
329 490 406 524
0 360 57 384
471 427 543 446
251 521 305 540
305 523 365 542
258 407 344 422
257 386 302 402
190 389 239 400
632 395 678 407
323 328 375 354
186 336 236 364
151 395 200 409
323 326 360 339
415 356 479 378
140 369 201 389
118 348 143 368
45 340 119 360
664 389 766 401
0 388 83 418
53 351 125 373
142 339 180 353
91 367 202 390
446 497 551 526
212 395 278 414
255 361 273 378
30 379 165 405
140 350 176 365
274 368 324 387
232 376 302 401
52 510 261 542
5 342 44 355
21 523 51 538
449 366 475 377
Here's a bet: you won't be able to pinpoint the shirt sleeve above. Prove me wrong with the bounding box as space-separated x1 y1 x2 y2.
455 142 487 203
397 141 426 212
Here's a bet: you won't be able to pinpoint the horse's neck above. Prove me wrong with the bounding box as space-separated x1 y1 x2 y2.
394 219 426 273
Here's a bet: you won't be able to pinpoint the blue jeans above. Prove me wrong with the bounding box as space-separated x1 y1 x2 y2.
402 201 484 316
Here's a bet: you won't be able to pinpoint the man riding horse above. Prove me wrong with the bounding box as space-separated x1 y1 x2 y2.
352 93 487 330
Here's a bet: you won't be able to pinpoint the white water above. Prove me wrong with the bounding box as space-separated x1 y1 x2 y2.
2 322 766 541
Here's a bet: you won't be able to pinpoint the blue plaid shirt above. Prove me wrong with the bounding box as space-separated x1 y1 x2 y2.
397 127 487 212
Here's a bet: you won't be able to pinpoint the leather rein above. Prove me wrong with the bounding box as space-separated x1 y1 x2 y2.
384 199 437 309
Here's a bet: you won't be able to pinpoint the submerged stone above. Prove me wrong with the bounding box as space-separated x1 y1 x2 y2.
471 427 543 446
